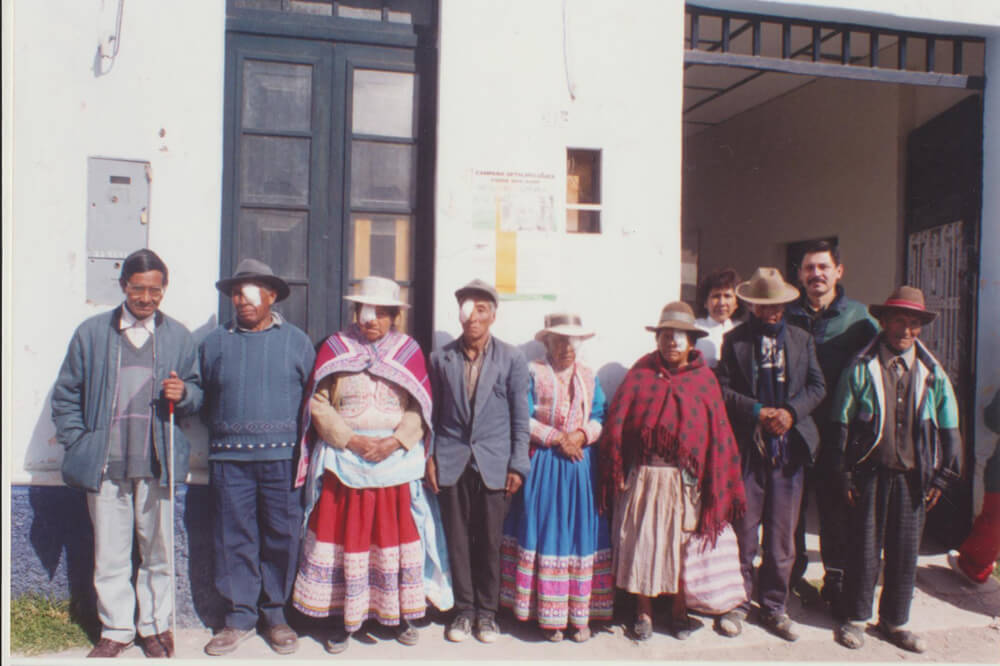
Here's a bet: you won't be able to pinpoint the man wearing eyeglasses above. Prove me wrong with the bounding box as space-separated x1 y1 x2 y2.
52 248 203 658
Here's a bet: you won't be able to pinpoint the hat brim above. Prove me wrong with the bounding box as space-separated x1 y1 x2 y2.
734 281 800 305
868 304 937 324
534 326 596 342
343 295 411 309
216 275 290 302
455 287 498 306
645 323 709 339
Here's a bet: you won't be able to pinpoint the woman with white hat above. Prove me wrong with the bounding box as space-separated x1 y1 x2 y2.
599 302 746 641
499 313 612 642
291 276 452 653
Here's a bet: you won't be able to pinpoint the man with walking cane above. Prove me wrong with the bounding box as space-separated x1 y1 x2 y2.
52 248 202 658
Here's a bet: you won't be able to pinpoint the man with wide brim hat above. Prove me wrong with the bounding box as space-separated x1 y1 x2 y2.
832 285 958 655
645 302 710 339
715 266 826 643
734 267 800 306
535 313 595 342
200 257 315 656
344 276 411 309
215 257 291 302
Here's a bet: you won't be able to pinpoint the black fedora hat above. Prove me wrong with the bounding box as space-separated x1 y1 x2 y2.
215 258 290 302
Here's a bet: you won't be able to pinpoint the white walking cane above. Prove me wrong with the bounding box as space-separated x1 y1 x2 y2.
168 399 177 640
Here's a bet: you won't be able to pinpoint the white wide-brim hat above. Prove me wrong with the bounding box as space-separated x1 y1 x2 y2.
343 276 411 308
534 313 595 342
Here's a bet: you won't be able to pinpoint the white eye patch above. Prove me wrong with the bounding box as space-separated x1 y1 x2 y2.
241 284 261 307
359 304 377 324
569 337 583 351
673 330 690 351
459 299 474 324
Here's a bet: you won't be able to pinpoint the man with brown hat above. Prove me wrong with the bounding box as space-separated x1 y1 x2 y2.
200 258 316 656
832 286 961 654
715 267 826 642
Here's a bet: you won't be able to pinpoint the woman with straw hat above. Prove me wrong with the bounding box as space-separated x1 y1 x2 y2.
499 313 613 643
599 302 746 641
291 276 452 653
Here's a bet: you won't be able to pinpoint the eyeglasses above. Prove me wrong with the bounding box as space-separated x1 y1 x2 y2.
124 285 164 298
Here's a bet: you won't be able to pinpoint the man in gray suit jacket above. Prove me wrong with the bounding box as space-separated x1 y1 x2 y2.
715 268 826 643
425 279 531 644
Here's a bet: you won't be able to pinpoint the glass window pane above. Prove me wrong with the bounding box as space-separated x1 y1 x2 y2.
242 60 312 132
350 141 414 209
352 70 415 138
237 209 308 279
273 284 308 333
288 0 332 15
567 149 601 204
336 0 381 20
349 214 413 283
240 136 311 206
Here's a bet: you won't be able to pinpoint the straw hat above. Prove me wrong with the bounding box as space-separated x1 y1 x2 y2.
534 313 595 342
215 258 290 302
343 276 410 308
735 267 800 305
645 301 708 338
869 285 937 324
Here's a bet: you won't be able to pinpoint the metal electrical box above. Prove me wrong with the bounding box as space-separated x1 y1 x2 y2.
86 158 151 304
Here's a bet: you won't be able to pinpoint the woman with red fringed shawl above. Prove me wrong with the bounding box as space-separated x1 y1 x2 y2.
599 301 745 641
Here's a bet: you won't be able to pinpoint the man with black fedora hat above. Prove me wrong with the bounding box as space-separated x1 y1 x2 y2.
832 286 961 654
199 258 316 656
715 267 826 642
426 278 531 644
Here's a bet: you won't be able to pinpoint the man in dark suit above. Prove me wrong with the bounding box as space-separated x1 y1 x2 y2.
425 279 531 644
715 267 826 642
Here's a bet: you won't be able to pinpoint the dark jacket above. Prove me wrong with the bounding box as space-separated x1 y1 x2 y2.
429 336 531 490
785 285 879 428
715 320 827 465
51 306 203 492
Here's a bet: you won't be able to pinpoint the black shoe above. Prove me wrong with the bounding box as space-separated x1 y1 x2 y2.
446 615 473 643
324 623 349 654
761 613 799 642
874 622 927 653
668 614 700 640
397 620 419 646
632 614 653 641
475 615 500 643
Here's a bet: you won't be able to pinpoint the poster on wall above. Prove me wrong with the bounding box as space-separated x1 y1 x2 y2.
465 168 560 300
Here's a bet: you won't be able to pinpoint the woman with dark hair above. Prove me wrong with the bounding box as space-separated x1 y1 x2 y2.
600 302 745 641
291 276 452 653
695 268 741 368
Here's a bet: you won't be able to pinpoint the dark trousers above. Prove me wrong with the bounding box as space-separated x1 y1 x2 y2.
792 465 851 589
844 467 924 628
210 459 303 630
438 463 510 620
735 456 805 618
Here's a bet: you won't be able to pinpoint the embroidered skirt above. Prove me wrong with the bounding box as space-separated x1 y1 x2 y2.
292 472 424 632
611 465 698 597
500 444 614 629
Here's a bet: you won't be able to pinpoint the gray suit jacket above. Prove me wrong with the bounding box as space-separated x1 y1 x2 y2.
715 322 826 464
429 336 531 489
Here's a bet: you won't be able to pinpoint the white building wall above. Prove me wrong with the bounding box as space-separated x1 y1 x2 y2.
434 0 686 388
6 0 227 484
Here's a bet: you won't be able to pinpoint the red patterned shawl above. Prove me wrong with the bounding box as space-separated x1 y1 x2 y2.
598 350 745 543
294 325 432 488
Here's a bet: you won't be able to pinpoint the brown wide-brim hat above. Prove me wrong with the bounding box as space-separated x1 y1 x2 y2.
645 301 709 338
735 267 799 305
216 258 290 302
869 285 937 324
534 312 595 342
455 278 499 307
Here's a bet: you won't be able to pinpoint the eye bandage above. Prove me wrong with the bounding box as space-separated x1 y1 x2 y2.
569 337 583 351
673 330 690 351
359 304 377 324
241 284 261 307
459 299 474 324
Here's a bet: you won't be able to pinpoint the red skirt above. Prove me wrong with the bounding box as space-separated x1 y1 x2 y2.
292 472 424 631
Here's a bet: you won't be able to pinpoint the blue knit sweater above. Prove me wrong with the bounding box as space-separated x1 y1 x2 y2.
199 318 316 461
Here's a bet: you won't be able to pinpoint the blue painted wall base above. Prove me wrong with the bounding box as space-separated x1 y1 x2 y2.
11 484 225 631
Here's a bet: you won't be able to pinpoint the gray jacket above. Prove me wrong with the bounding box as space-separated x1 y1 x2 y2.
429 336 531 489
51 306 203 491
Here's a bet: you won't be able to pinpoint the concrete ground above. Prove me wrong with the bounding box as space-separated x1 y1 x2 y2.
11 546 999 664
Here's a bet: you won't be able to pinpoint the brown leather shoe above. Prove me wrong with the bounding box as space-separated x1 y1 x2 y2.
87 638 133 658
140 631 175 658
265 623 298 655
204 627 256 656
